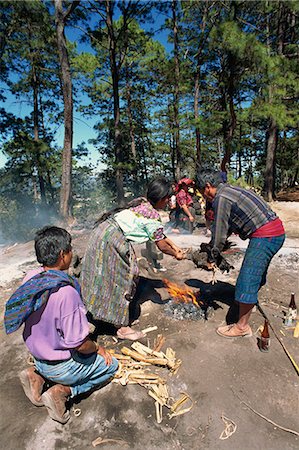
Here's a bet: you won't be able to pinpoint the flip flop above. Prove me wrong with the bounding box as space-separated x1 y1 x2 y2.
216 324 253 338
116 330 145 341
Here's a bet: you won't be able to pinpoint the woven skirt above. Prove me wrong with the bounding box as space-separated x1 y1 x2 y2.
80 219 139 327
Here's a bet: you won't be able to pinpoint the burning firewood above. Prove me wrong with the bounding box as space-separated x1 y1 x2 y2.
163 278 202 307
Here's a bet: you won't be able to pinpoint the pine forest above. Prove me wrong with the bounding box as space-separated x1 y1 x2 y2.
0 0 298 241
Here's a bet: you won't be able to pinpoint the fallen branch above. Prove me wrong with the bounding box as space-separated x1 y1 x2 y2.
241 400 299 437
92 437 129 447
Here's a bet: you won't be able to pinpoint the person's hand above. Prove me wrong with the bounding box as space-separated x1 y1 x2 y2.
189 215 195 222
97 346 113 365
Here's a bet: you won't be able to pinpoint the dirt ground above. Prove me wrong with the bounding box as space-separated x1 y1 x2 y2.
0 200 298 450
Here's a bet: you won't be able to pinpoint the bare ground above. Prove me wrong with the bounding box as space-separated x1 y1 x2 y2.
0 201 298 450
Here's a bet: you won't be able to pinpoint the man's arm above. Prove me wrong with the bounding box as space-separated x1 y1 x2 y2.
211 196 232 252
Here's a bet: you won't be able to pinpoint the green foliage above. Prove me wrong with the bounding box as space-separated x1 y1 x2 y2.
1 0 298 232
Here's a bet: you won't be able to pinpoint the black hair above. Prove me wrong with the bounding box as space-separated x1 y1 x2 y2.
196 166 223 190
34 226 72 266
146 177 170 206
95 177 170 225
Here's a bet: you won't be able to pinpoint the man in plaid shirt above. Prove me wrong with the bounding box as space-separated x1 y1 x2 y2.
197 168 285 338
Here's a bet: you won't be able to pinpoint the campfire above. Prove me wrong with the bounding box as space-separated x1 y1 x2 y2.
163 279 211 321
163 278 202 307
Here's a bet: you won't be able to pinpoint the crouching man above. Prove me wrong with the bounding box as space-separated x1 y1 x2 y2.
197 168 285 338
4 226 118 424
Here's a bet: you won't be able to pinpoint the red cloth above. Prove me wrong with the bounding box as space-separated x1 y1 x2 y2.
178 177 194 186
251 218 285 238
176 189 193 207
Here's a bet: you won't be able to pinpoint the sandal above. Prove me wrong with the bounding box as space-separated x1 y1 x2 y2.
216 323 253 338
116 329 145 341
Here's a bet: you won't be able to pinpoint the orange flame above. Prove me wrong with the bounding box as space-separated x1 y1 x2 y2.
163 278 201 307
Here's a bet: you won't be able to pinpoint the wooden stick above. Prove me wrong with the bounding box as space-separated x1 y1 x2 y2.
121 347 168 366
153 335 166 352
142 326 158 334
257 304 299 376
241 400 299 436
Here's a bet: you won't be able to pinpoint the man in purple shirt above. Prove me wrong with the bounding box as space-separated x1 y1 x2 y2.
10 226 118 424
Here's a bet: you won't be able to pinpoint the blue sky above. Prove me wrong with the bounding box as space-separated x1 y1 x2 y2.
0 6 172 169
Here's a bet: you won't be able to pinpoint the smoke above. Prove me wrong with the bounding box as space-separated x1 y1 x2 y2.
0 199 59 245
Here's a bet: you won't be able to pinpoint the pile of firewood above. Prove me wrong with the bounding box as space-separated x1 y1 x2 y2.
111 335 193 423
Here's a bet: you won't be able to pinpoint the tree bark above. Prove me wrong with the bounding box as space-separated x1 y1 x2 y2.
172 0 181 181
263 0 284 201
32 63 46 203
264 117 277 201
222 65 237 167
106 0 125 205
194 63 201 168
54 0 79 220
125 63 137 179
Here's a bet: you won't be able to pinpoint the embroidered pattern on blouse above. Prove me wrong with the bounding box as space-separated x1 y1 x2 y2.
130 201 160 220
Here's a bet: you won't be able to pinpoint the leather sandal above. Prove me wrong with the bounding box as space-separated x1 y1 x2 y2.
216 323 253 338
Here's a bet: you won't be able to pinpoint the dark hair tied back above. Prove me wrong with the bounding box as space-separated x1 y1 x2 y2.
146 177 170 207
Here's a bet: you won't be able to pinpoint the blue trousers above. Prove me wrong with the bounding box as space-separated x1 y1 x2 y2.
235 235 285 305
35 351 118 398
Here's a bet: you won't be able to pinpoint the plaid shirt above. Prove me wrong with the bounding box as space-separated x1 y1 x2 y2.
211 184 277 251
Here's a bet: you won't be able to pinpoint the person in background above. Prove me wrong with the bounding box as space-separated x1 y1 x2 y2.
168 182 178 225
175 178 196 233
197 168 285 338
4 226 118 424
80 178 185 341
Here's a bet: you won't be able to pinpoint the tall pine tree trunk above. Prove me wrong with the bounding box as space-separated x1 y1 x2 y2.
54 0 79 220
222 65 237 167
194 64 201 168
172 0 181 181
106 0 125 205
32 65 46 204
28 22 46 205
264 118 277 202
125 64 137 180
193 3 209 169
263 1 285 201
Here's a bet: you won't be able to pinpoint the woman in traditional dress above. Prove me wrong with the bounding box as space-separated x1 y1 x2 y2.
81 178 184 341
175 178 196 233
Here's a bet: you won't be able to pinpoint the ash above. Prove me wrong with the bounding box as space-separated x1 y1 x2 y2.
164 299 212 321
